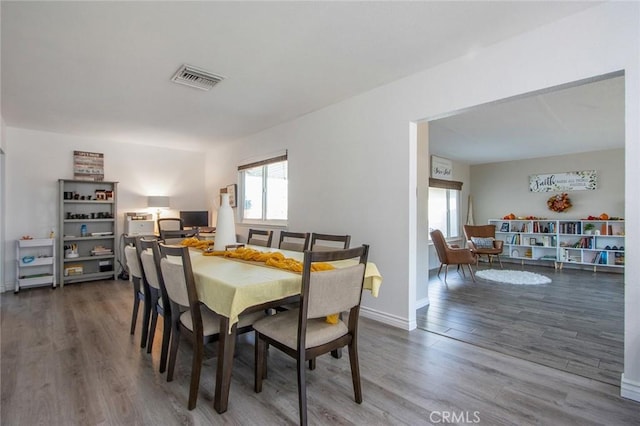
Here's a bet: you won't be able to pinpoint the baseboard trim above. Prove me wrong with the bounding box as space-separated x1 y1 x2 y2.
360 306 415 331
621 374 640 402
416 297 429 309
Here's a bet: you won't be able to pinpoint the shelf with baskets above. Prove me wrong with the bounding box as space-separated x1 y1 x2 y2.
58 179 118 286
490 218 624 271
15 238 56 292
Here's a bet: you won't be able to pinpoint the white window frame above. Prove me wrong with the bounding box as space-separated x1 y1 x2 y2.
428 178 462 241
238 152 288 226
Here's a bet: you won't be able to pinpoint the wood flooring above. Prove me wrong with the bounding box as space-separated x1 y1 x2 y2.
2 279 639 425
418 263 624 386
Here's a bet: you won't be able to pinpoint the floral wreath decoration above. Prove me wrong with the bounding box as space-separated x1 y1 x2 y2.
547 192 572 212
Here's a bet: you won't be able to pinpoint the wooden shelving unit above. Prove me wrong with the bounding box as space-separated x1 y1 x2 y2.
58 179 118 286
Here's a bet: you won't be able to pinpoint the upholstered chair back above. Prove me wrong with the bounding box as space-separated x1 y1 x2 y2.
306 263 365 319
125 245 142 279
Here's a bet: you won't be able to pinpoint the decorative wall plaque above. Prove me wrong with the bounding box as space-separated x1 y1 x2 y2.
431 156 453 180
74 151 104 181
529 170 597 192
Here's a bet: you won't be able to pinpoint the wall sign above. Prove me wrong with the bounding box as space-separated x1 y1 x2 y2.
226 184 237 207
529 170 597 192
74 151 104 181
431 156 453 180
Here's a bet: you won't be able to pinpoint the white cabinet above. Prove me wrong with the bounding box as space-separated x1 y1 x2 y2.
490 219 625 271
15 238 56 292
58 179 118 286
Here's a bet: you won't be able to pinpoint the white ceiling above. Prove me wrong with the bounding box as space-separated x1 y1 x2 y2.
429 74 625 165
1 1 609 158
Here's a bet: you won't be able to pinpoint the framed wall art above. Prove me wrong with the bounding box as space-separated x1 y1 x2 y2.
226 184 237 207
74 150 104 181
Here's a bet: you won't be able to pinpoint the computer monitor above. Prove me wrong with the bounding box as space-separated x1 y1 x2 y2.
179 211 209 229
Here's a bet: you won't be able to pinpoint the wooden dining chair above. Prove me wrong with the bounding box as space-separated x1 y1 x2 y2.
278 231 310 252
158 217 183 233
124 242 152 348
158 244 265 410
253 245 369 426
160 228 199 245
273 232 311 313
248 229 274 247
310 232 351 251
309 233 353 361
138 238 172 374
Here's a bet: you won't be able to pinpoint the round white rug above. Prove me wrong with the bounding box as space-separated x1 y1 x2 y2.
475 269 551 285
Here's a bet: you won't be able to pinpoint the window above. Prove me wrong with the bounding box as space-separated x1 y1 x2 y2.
238 153 288 224
428 178 462 240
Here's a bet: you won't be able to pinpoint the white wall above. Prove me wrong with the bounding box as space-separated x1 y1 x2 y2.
1 118 5 293
471 149 624 224
205 2 640 398
2 128 208 290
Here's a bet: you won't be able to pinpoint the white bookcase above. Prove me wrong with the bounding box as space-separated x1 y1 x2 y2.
15 238 57 292
489 219 625 271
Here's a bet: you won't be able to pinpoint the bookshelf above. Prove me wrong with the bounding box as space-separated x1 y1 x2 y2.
489 218 625 271
58 179 118 286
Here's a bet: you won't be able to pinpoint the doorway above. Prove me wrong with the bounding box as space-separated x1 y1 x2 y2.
418 73 625 385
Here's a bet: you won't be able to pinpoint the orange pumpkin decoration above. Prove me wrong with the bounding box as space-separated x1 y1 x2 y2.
599 213 609 220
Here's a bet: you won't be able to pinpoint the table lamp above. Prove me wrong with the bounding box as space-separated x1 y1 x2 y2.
147 195 170 219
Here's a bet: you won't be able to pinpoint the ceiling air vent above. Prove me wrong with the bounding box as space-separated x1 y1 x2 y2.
171 64 225 91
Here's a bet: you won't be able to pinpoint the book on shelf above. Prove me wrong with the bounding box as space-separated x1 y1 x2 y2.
593 252 602 264
538 255 557 261
91 245 113 256
574 237 593 249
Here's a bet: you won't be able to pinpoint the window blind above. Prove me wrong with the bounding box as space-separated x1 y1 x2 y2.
429 178 463 191
238 151 288 171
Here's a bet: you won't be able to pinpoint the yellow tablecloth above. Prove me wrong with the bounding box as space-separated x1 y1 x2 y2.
189 246 382 330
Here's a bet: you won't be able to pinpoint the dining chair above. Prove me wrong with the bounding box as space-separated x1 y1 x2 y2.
124 241 152 348
160 228 199 245
247 229 274 247
253 245 369 426
273 232 311 314
138 237 172 373
309 233 353 361
278 231 310 252
463 224 504 268
158 244 265 410
310 233 351 251
158 217 183 233
430 229 476 283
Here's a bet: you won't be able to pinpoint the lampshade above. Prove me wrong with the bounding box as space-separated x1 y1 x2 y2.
147 196 170 209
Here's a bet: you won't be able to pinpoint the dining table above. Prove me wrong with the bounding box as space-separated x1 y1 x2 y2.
186 244 383 414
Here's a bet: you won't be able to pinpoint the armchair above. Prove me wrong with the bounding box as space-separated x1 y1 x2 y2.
463 224 504 268
430 229 476 283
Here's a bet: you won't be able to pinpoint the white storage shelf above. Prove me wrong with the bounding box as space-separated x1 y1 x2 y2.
15 238 57 292
490 219 625 271
58 179 118 286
